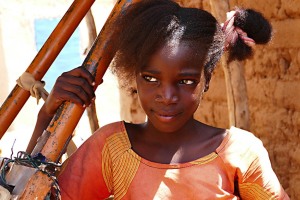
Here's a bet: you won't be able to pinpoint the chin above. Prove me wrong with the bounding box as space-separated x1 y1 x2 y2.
148 117 188 134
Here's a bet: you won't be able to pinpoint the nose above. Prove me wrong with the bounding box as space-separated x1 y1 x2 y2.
155 83 179 104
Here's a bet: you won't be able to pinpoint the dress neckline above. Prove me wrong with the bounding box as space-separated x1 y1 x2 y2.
119 121 232 169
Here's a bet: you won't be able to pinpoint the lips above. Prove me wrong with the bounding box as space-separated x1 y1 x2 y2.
152 110 181 122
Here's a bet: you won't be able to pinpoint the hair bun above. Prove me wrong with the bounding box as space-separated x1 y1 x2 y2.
227 8 272 61
234 9 272 44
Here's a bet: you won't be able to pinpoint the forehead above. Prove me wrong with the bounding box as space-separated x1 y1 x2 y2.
146 42 206 70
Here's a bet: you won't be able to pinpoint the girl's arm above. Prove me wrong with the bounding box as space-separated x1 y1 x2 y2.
26 104 55 153
26 67 96 153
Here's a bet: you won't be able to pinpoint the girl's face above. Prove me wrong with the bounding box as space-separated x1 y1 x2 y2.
136 42 206 133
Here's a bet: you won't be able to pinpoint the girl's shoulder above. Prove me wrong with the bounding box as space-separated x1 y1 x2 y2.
88 121 130 149
93 121 127 138
217 126 264 154
83 121 133 163
216 127 268 170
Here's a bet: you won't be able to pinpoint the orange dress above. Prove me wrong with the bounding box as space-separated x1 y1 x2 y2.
58 121 289 200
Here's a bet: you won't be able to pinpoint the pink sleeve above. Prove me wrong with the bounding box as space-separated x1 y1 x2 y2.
58 127 112 200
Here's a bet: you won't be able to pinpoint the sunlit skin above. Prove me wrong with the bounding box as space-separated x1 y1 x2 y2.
125 42 226 164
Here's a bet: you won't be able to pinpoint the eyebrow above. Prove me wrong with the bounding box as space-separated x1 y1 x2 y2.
142 69 201 77
141 69 161 75
178 71 201 77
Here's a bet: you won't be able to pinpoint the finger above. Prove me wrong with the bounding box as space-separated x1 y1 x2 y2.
46 86 88 115
57 74 95 99
58 90 86 106
55 81 94 106
64 67 95 86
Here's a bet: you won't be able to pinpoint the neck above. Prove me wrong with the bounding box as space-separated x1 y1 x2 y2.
141 118 199 145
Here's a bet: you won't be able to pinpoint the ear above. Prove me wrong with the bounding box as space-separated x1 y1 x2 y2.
203 73 211 92
199 70 210 93
204 83 209 92
130 87 138 94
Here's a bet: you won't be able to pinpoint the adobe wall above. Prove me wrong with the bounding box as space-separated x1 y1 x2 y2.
183 0 300 198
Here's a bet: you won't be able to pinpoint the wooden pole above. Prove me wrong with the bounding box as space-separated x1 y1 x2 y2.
63 9 99 158
0 0 96 139
85 9 100 134
17 0 136 198
222 60 250 130
209 0 250 130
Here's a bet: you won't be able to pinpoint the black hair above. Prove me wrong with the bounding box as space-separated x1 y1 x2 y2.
110 0 272 91
228 8 272 61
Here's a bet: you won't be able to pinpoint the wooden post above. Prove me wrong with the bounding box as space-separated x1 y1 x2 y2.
85 9 100 134
222 60 250 130
0 0 96 139
209 0 250 130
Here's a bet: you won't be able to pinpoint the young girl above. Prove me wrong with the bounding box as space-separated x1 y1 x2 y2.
30 0 289 199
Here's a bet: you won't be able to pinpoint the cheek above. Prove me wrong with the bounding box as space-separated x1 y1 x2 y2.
191 90 203 105
136 80 151 108
188 85 205 106
192 75 206 104
136 90 153 115
138 88 154 104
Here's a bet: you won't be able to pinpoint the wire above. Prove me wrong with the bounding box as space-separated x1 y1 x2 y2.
0 151 62 199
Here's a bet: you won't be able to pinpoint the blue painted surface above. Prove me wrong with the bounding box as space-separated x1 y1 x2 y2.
34 18 82 91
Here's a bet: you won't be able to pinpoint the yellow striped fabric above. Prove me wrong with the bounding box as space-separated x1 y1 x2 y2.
102 131 141 200
190 152 218 165
239 183 276 200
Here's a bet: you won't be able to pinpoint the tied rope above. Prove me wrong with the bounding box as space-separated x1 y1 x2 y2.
222 10 255 49
0 151 61 199
16 72 49 104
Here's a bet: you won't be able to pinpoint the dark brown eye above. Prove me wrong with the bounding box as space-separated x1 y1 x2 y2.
143 75 157 82
179 79 195 85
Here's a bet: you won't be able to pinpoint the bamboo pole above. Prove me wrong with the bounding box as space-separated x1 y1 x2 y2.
0 0 96 139
17 0 136 198
209 0 250 130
